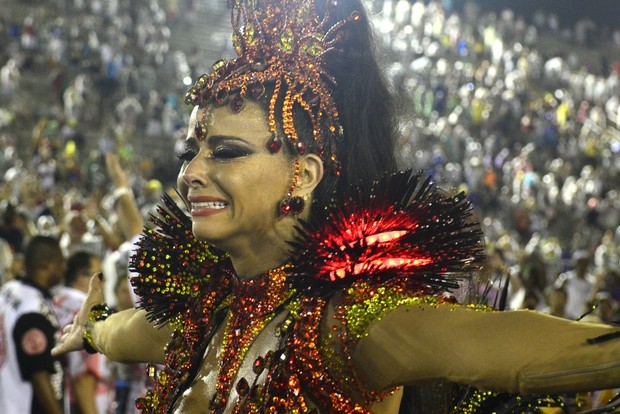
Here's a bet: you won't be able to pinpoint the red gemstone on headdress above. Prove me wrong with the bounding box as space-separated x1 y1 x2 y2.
195 122 205 139
249 82 265 99
231 94 245 113
295 141 307 155
268 134 283 153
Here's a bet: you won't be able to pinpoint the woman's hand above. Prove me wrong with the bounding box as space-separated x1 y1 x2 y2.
52 273 105 357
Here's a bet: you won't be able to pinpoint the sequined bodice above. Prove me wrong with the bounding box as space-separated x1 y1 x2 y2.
171 311 289 414
131 171 484 413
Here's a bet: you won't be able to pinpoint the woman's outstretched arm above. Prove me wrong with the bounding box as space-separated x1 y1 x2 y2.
52 274 172 364
91 308 171 363
354 302 620 394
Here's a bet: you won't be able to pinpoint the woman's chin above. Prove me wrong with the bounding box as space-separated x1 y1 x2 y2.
191 227 226 245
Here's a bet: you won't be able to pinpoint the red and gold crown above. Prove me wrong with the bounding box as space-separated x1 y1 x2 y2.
185 0 362 174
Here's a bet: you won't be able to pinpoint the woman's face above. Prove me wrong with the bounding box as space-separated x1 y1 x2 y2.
177 101 297 252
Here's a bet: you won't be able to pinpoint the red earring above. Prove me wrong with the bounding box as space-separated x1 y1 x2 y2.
280 195 305 216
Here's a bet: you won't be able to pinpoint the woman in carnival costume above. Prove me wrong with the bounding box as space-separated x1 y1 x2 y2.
53 0 620 412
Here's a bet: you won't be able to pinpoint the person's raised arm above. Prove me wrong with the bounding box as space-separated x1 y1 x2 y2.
353 302 620 395
105 152 144 240
52 274 171 364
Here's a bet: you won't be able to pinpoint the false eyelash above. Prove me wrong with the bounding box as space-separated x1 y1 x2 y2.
176 148 198 161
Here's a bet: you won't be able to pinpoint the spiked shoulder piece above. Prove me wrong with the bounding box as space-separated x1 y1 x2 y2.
291 170 486 293
129 194 233 327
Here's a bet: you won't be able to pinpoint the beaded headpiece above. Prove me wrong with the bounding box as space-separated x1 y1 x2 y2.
185 0 363 174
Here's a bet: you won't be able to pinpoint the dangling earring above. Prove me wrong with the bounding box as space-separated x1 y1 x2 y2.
280 158 305 216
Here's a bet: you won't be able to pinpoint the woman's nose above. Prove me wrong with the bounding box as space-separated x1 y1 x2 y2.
182 171 207 188
181 157 209 188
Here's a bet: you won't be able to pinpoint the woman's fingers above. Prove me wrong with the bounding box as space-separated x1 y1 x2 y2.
86 272 105 305
62 323 73 335
52 273 105 357
73 273 104 326
51 321 83 356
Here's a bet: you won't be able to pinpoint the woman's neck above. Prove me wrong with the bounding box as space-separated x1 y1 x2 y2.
226 234 293 279
229 252 290 280
220 218 302 279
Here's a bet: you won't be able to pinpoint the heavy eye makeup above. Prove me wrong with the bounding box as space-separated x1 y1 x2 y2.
176 136 253 162
176 138 200 162
210 144 251 160
209 136 253 160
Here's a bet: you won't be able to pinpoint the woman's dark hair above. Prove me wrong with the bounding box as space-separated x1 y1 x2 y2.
317 0 398 194
266 0 398 211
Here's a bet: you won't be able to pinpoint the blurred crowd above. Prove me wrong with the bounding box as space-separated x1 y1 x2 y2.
0 0 619 412
372 0 620 318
